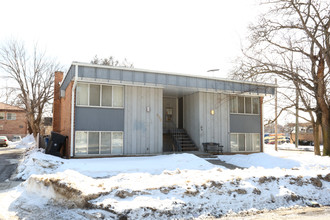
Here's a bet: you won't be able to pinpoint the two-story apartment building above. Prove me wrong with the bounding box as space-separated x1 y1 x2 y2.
53 62 275 158
0 102 28 140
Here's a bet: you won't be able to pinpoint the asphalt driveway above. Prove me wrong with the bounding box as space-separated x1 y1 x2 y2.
0 147 25 190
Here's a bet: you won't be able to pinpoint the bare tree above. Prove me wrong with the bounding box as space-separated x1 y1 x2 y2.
0 77 16 105
231 0 330 156
91 55 134 68
0 40 61 137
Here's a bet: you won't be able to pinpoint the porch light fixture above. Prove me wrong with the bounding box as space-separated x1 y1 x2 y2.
146 106 151 112
210 109 215 115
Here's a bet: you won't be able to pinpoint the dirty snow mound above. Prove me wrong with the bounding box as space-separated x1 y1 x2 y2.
13 150 62 180
22 168 330 219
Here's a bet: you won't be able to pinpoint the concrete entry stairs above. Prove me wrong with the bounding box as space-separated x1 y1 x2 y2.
170 129 199 151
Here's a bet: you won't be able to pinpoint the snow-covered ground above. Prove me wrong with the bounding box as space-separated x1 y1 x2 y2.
0 136 329 219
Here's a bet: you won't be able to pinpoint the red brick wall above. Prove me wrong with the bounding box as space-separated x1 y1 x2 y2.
290 132 323 144
53 71 73 158
53 71 63 133
59 81 73 157
0 111 27 139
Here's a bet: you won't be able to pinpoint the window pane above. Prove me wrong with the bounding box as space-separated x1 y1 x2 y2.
90 85 100 106
113 87 123 107
245 97 252 114
102 86 112 107
88 132 99 154
252 133 260 151
230 134 238 152
75 131 87 155
238 134 245 151
76 84 88 105
238 97 244 113
252 98 259 114
230 96 237 113
101 132 111 154
0 112 4 120
112 132 123 154
7 113 16 120
245 133 252 151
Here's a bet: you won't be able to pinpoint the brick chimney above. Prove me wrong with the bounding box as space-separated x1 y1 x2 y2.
53 71 63 133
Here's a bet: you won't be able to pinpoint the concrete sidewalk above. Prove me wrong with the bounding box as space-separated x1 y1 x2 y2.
192 152 245 169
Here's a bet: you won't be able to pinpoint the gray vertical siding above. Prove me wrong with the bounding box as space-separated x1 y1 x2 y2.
198 92 230 152
230 114 261 133
75 107 124 131
124 86 163 154
183 93 200 149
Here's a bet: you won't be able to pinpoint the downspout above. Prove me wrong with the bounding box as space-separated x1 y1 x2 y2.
70 64 78 157
261 96 264 152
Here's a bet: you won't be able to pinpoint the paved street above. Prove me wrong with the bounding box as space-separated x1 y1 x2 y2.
0 147 25 190
220 206 330 220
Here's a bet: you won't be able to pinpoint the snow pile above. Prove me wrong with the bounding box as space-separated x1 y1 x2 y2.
14 151 63 180
218 153 300 169
3 145 330 219
22 166 330 219
14 153 216 180
13 134 36 150
218 152 330 170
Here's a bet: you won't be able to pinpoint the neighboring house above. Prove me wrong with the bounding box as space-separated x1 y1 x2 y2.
53 62 275 158
0 102 28 140
288 122 323 144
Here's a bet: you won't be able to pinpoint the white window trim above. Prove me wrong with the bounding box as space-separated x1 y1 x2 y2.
76 83 124 109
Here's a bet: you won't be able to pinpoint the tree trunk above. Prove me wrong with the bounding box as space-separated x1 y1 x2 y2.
313 118 321 155
321 113 330 156
315 56 330 156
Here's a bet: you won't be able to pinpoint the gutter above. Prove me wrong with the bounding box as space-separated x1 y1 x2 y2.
70 64 78 157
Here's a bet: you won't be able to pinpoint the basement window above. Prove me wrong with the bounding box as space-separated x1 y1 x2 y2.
75 131 123 156
230 133 260 152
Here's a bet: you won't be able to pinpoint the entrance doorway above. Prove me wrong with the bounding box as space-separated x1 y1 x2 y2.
178 97 183 129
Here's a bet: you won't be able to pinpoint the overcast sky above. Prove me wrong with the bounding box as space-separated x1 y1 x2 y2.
1 0 288 123
0 0 264 76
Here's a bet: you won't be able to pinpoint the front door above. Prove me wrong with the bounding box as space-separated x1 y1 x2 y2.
178 97 183 129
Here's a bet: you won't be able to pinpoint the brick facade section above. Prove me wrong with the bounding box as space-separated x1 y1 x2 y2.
290 131 323 144
0 106 28 140
53 71 63 133
53 72 73 158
